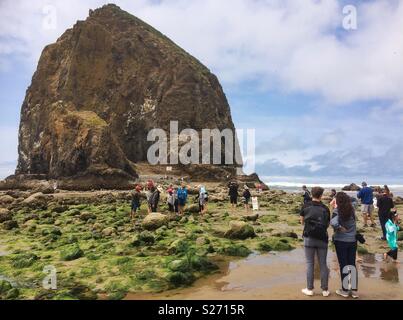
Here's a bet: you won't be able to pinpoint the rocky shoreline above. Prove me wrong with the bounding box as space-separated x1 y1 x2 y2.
0 182 402 300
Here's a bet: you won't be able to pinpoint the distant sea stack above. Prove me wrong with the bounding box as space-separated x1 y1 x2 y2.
14 4 242 188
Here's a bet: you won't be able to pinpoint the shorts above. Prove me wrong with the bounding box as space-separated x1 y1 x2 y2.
361 204 374 216
230 196 238 204
244 197 251 205
387 248 398 260
131 202 140 212
178 200 186 207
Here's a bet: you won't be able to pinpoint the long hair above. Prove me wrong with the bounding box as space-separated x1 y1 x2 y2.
384 185 391 196
336 192 354 221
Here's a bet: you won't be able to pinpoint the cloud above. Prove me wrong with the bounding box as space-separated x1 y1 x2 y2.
257 142 403 180
1 0 403 105
256 133 308 155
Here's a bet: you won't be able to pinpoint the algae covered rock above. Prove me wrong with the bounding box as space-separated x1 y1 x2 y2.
60 244 84 261
258 238 295 252
2 220 18 230
0 208 12 223
142 213 169 231
224 221 256 240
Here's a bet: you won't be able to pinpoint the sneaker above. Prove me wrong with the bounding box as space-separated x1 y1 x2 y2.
301 288 314 296
351 291 359 299
322 290 330 297
336 289 349 298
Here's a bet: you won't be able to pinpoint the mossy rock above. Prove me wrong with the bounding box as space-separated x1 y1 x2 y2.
0 280 13 294
357 245 369 255
138 231 155 245
168 239 192 255
167 272 195 288
258 238 295 252
60 245 84 261
189 255 219 272
273 232 298 239
12 253 39 268
224 221 256 240
42 227 62 237
168 259 191 273
5 288 20 299
219 244 251 257
2 220 18 230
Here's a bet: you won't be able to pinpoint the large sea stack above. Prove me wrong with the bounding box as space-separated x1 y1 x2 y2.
13 4 242 189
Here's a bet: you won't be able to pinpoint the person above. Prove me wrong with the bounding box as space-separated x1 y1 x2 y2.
300 187 330 297
167 186 175 213
331 192 359 299
196 185 209 214
131 185 143 220
148 186 161 213
378 185 396 241
145 180 155 214
242 186 252 213
357 182 376 227
302 185 312 204
330 189 337 209
177 183 188 215
384 211 400 263
228 181 239 210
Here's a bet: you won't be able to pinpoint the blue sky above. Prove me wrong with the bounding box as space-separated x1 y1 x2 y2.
1 0 403 184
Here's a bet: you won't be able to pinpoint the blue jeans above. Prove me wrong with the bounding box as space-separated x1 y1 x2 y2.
334 241 358 291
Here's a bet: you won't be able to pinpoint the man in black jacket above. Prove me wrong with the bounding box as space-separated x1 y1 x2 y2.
300 187 331 297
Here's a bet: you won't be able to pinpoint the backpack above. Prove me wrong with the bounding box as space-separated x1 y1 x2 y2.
304 218 328 242
177 188 187 201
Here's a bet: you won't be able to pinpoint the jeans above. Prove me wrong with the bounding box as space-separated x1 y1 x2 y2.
334 241 358 291
379 214 388 239
304 246 329 291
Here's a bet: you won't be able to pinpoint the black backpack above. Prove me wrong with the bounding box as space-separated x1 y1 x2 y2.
304 217 328 242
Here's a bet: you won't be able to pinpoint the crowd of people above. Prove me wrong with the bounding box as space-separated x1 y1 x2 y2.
300 182 400 299
130 180 255 220
129 179 400 299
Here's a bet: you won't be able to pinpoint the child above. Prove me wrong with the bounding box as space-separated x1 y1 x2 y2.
242 186 252 213
196 186 209 214
384 211 400 263
131 185 143 220
167 187 175 212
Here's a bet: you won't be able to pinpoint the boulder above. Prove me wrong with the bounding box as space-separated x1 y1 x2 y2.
242 213 259 222
186 204 200 214
2 220 18 230
0 208 12 223
342 183 361 191
60 245 84 261
142 213 169 231
224 221 256 240
0 195 14 205
14 4 241 186
101 227 116 237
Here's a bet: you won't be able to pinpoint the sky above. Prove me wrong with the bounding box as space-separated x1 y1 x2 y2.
0 0 403 184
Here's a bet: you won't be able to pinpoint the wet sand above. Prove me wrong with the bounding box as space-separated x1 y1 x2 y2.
127 249 403 300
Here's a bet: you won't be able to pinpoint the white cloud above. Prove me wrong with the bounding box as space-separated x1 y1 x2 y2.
1 0 403 104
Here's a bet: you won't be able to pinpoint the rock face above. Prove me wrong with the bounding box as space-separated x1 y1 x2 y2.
16 4 240 186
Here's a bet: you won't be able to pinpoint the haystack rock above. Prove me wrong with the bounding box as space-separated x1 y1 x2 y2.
13 4 242 189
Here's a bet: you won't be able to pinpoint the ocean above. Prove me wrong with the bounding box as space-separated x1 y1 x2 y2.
263 180 403 197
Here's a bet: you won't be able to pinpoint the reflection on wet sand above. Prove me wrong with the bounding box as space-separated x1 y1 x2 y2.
126 249 403 300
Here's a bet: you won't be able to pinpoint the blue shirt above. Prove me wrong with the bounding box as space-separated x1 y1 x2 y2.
357 187 374 205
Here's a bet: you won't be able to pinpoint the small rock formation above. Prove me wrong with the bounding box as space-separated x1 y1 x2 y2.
342 183 361 191
142 212 169 230
224 221 256 240
14 4 241 188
